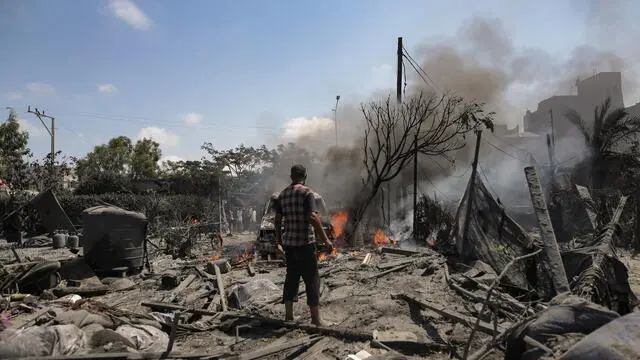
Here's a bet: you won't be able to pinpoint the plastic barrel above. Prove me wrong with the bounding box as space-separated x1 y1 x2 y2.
67 235 79 248
52 233 66 249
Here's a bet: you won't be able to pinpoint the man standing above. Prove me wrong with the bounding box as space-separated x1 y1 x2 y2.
274 164 332 326
250 207 257 232
236 208 244 233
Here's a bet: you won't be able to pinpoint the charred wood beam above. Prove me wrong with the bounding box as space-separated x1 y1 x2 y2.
524 166 570 295
575 185 597 230
578 195 628 304
141 301 374 341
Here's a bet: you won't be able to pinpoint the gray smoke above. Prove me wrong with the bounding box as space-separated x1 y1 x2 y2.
266 3 640 227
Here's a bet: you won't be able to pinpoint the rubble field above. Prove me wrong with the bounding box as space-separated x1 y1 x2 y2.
2 169 640 359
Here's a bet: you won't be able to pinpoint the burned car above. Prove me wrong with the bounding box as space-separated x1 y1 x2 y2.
255 191 332 258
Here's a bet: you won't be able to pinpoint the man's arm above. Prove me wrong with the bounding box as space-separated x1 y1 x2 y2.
274 199 283 246
310 211 331 246
306 192 331 246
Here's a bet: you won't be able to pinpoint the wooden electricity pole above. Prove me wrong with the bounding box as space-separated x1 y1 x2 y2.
462 131 482 245
387 36 403 228
27 106 55 172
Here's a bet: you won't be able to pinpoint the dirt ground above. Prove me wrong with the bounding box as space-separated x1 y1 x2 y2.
4 232 637 359
620 252 640 296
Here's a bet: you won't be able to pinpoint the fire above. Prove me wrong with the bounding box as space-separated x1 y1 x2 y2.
235 247 256 263
373 230 390 245
331 210 348 238
207 248 223 262
317 246 339 262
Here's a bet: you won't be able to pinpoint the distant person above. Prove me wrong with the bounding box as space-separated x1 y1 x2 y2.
229 210 235 234
251 208 257 232
236 208 244 233
274 164 333 326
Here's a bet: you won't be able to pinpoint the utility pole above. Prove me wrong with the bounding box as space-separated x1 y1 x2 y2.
412 133 418 236
387 37 403 228
333 95 341 147
396 37 403 103
218 174 223 234
462 130 482 247
27 106 55 173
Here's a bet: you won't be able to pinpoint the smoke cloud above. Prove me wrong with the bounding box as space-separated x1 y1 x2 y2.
268 2 639 231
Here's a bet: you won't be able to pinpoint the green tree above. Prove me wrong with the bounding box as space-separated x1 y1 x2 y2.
566 97 640 190
0 109 31 189
161 160 220 196
24 151 74 192
75 136 162 194
201 143 275 202
132 138 162 179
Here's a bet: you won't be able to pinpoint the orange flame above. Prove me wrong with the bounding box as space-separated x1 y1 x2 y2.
317 246 339 262
236 247 255 263
208 247 223 262
373 230 390 245
331 210 348 238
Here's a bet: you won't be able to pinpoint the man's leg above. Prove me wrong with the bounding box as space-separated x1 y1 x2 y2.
300 244 324 326
282 246 301 321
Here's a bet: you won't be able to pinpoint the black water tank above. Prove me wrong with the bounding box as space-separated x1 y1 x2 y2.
81 205 147 272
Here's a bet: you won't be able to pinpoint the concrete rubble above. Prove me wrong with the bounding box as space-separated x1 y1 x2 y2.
0 170 639 360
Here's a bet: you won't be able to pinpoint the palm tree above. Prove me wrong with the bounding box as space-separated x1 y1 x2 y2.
565 97 640 190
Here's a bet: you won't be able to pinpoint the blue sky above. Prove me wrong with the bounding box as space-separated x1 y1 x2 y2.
0 0 593 162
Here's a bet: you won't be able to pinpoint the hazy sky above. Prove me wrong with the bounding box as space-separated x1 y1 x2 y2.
0 0 600 161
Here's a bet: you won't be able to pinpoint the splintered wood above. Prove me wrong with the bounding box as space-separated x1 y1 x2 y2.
524 166 571 295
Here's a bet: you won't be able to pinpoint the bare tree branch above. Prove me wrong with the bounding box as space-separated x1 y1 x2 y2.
350 91 494 242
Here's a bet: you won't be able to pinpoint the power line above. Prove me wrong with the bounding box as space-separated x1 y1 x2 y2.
478 165 499 199
488 132 538 162
402 47 441 93
417 163 455 202
482 138 532 164
402 56 437 92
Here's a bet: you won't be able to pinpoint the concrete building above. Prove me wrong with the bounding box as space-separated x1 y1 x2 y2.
523 72 624 139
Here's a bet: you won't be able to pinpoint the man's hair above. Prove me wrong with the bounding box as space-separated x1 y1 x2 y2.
290 164 307 179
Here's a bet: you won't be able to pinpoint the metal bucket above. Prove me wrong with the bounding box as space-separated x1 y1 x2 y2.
52 233 66 249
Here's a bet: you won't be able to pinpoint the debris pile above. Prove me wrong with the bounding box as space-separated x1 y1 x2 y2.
0 159 639 360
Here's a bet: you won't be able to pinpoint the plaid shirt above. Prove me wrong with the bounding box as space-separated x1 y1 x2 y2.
274 183 316 246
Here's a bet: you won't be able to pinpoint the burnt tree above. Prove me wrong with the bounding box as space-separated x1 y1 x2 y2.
350 91 493 244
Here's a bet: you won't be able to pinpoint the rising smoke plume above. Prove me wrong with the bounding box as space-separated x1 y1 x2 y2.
267 1 639 233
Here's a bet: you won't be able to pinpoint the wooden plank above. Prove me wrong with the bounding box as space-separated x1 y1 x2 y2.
361 253 372 266
238 335 320 360
213 264 228 312
379 247 419 256
368 263 412 279
296 337 332 360
141 301 374 341
172 274 196 295
575 185 598 229
377 258 416 270
524 166 570 295
396 292 507 336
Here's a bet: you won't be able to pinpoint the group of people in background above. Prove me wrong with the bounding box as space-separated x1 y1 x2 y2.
228 206 257 234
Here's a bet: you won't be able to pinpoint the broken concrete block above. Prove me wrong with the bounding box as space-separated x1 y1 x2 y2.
206 258 231 275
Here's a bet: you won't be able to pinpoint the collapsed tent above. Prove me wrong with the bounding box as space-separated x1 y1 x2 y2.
450 174 547 294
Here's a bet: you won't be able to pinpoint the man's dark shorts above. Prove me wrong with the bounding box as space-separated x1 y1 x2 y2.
282 243 320 306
